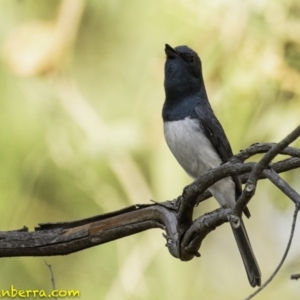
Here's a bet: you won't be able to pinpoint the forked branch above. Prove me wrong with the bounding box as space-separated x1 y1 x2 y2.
0 126 299 268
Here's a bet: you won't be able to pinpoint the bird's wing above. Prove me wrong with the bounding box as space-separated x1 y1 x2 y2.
195 105 233 162
195 105 250 217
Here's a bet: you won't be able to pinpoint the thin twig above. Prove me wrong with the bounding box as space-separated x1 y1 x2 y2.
235 144 300 162
250 125 300 178
245 205 300 300
197 157 300 204
264 169 300 206
235 125 300 216
44 260 57 300
291 273 300 280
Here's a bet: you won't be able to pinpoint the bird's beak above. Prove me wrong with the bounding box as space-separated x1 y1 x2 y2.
165 44 180 59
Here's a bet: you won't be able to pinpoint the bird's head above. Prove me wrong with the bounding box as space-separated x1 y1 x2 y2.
164 44 204 97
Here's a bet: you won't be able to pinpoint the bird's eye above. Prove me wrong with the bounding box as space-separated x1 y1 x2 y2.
189 56 195 63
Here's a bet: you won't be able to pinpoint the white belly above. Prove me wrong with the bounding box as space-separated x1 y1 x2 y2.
163 117 236 208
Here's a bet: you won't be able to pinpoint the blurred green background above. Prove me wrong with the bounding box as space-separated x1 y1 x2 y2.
0 0 300 299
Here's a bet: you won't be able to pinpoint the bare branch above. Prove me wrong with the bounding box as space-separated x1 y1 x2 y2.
0 127 299 282
44 260 57 299
0 148 298 259
264 169 300 206
197 143 300 206
291 274 300 280
245 205 300 300
235 144 300 162
180 208 231 260
0 204 179 258
234 125 300 216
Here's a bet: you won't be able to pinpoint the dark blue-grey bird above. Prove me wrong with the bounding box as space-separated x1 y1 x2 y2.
162 44 261 287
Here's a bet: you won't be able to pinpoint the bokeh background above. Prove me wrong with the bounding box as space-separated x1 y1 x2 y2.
0 0 300 299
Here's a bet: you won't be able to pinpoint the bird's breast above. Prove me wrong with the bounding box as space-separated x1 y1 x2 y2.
163 117 222 179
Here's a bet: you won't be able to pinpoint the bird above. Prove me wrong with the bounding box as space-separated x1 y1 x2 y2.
162 44 261 287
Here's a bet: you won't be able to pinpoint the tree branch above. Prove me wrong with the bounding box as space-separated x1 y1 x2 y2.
234 125 300 217
264 168 300 206
0 127 299 275
0 204 179 257
291 274 300 280
245 205 300 300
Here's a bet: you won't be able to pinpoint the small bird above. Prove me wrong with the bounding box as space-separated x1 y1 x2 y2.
162 44 261 287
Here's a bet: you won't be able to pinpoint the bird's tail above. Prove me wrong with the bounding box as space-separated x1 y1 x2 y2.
230 219 261 287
